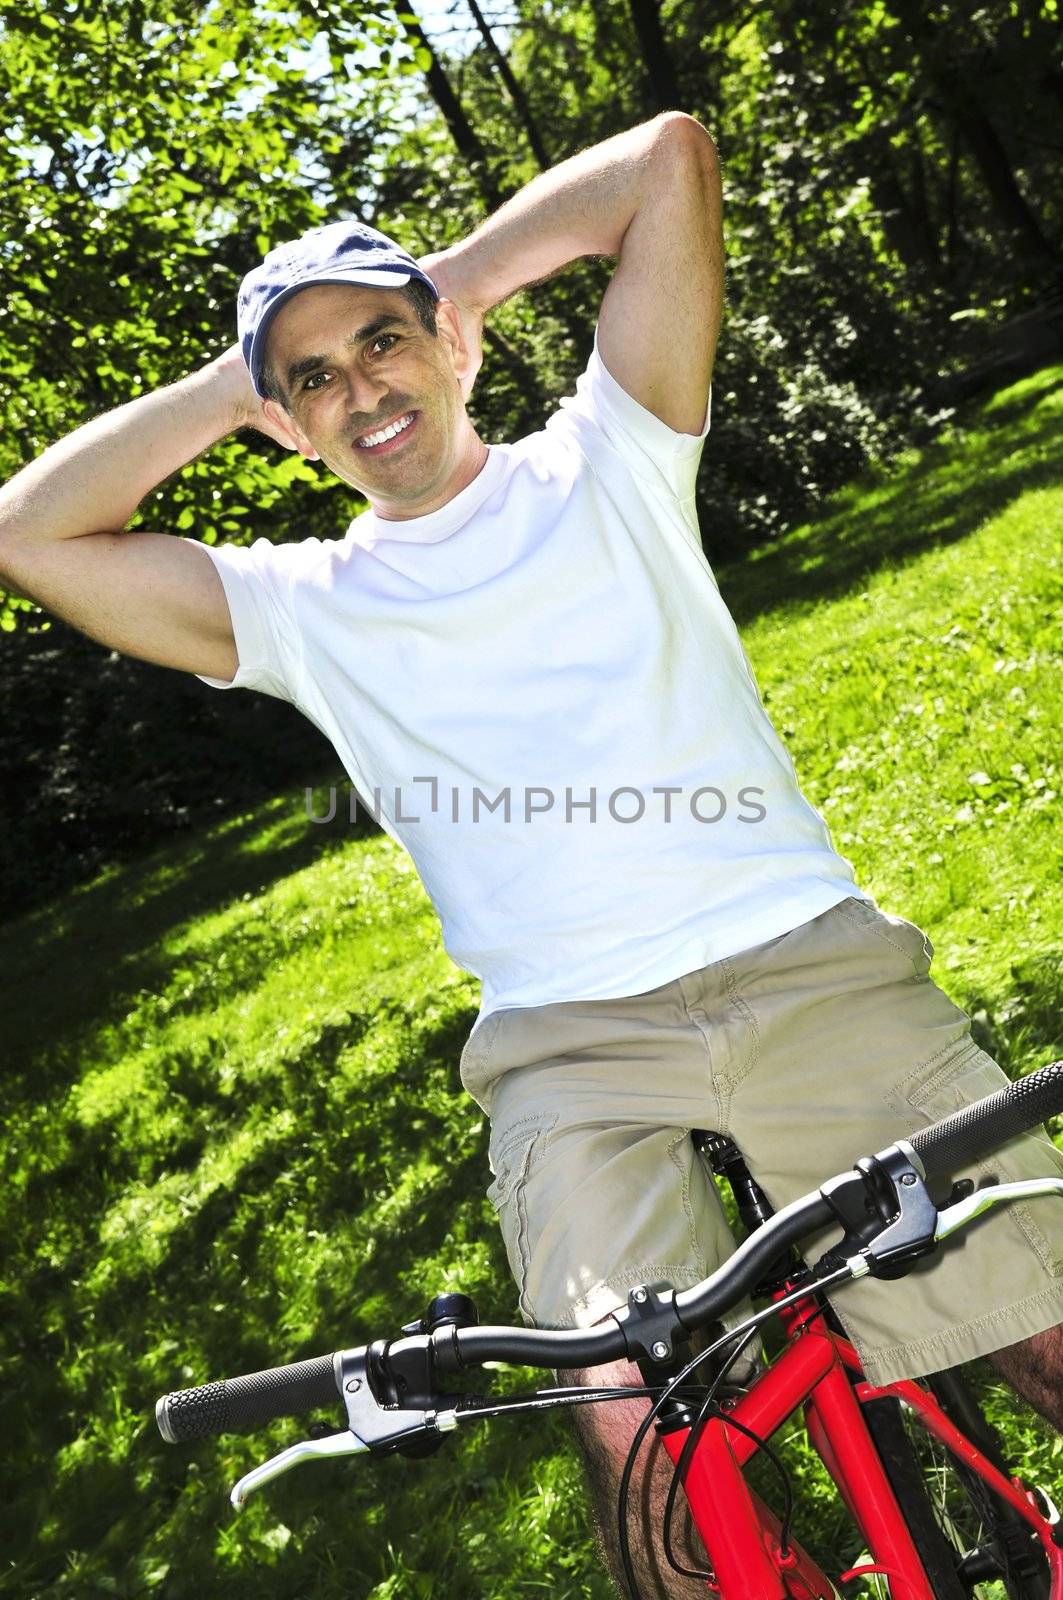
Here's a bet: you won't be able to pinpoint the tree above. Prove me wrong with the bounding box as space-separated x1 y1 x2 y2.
1 0 1060 911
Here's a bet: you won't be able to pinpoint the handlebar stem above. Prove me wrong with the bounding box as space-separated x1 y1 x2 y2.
609 1280 691 1367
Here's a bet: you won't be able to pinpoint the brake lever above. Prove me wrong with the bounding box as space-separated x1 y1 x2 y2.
818 1140 939 1279
230 1428 369 1508
229 1344 462 1510
935 1176 1063 1243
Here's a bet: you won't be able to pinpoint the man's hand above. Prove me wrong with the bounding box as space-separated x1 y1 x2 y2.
0 346 281 682
416 250 486 404
211 344 307 450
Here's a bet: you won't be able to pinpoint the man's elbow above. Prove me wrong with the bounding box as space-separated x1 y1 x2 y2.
658 112 720 173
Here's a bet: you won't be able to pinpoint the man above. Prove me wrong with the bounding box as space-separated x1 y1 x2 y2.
2 112 1061 1596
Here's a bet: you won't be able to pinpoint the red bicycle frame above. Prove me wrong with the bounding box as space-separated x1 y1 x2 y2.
661 1287 1063 1598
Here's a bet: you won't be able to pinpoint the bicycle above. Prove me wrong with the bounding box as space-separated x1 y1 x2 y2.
156 1061 1063 1598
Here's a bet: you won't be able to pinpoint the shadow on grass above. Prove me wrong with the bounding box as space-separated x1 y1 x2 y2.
2 997 501 1600
0 760 376 1081
962 949 1063 1079
716 364 1063 626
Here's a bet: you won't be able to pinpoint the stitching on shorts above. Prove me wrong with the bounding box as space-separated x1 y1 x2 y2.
666 1129 700 1258
492 1110 553 1174
890 1034 984 1110
1011 1198 1063 1276
860 1278 1063 1374
678 996 729 1129
720 956 761 1093
833 899 924 977
514 1149 535 1320
490 1110 559 1322
459 1008 508 1087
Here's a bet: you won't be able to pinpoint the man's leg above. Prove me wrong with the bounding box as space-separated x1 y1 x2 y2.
460 900 1063 1594
559 1326 1063 1600
557 1353 711 1600
457 986 741 1600
988 1322 1063 1430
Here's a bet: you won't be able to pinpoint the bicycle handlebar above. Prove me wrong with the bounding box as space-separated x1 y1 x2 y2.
907 1057 1063 1178
156 1058 1063 1447
155 1353 339 1444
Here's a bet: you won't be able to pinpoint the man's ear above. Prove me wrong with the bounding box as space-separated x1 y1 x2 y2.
261 398 320 460
435 296 484 405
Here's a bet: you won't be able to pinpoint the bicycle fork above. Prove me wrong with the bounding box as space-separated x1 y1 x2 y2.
656 1301 936 1600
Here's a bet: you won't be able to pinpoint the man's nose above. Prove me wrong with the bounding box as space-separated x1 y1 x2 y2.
342 365 390 418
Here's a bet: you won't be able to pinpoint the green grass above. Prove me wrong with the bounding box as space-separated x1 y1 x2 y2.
1 364 1061 1598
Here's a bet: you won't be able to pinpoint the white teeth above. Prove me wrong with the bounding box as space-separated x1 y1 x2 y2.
357 412 414 448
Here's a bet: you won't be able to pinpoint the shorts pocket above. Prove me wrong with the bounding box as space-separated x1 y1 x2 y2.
887 1035 1009 1132
887 1037 1063 1276
486 1110 558 1320
835 896 934 979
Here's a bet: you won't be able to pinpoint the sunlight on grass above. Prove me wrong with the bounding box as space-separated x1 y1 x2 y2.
735 483 1060 1040
2 365 1061 1597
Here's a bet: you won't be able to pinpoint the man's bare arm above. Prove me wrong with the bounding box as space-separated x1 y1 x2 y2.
419 111 722 431
0 348 286 682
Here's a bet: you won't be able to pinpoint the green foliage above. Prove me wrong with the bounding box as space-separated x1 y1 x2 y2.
2 0 1060 908
0 0 414 631
2 0 1059 617
1 364 1060 1597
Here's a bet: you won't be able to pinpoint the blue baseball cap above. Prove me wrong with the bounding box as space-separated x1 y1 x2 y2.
238 220 440 399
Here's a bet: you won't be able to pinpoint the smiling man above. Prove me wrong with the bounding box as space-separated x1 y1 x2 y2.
250 265 491 522
3 111 1063 1599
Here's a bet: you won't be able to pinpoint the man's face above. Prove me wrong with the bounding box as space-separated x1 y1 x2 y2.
261 282 473 518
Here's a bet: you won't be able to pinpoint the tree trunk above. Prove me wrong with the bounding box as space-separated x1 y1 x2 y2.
906 122 941 271
864 127 942 279
885 0 1059 271
393 0 510 211
1041 66 1063 114
943 80 1059 268
626 0 684 113
944 127 961 276
463 0 552 170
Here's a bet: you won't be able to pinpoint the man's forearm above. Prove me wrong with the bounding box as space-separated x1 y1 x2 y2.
443 112 699 313
0 353 251 551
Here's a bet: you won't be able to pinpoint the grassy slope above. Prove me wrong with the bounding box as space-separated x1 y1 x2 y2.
733 367 1062 1067
1 365 1061 1599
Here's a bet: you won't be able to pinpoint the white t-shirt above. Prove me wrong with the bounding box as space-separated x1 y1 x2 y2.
192 324 868 1018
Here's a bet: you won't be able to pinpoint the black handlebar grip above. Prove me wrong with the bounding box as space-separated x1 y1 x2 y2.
908 1060 1063 1181
156 1352 341 1443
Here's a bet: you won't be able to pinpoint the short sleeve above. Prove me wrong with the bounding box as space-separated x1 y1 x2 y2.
548 320 711 503
185 536 305 703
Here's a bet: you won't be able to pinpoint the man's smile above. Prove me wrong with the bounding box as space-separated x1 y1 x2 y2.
353 410 420 454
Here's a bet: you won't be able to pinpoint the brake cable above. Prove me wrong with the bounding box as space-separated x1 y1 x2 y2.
616 1261 856 1600
661 1323 766 1581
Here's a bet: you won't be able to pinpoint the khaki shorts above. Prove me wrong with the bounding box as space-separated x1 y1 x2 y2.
459 896 1063 1386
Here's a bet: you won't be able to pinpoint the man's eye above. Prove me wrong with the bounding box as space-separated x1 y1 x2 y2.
304 372 328 391
372 333 399 354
